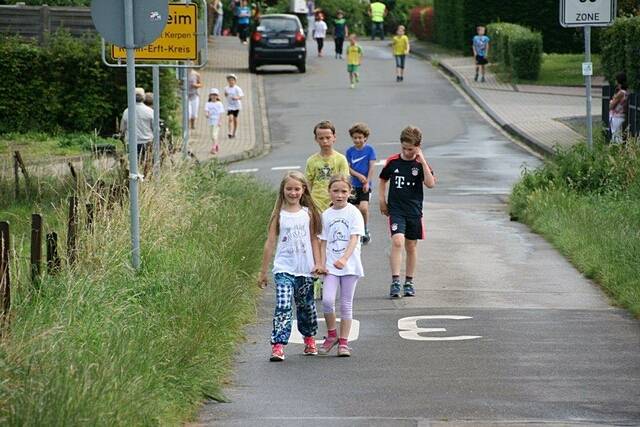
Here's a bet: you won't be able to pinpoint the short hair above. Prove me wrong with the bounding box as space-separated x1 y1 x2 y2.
400 126 422 146
135 93 144 103
349 122 370 138
313 120 336 136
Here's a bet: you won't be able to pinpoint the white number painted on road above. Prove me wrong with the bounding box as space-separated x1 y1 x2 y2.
289 319 360 344
397 315 482 341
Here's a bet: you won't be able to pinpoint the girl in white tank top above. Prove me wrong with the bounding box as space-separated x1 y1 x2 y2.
258 171 323 361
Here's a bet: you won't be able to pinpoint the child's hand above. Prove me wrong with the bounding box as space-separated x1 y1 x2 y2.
257 272 268 289
333 258 346 269
363 182 370 193
379 199 389 216
313 264 326 276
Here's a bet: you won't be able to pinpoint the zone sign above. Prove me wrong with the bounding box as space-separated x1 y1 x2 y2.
560 0 616 27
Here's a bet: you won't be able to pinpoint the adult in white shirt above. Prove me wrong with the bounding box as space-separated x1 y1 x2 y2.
120 87 154 164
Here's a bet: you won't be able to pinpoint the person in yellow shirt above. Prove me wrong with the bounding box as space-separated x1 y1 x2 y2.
305 120 350 212
368 0 387 40
346 34 363 89
392 25 410 82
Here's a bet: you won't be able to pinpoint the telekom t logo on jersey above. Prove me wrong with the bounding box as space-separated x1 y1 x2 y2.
395 175 405 189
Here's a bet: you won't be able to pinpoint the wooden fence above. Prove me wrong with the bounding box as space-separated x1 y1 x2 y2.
0 4 95 43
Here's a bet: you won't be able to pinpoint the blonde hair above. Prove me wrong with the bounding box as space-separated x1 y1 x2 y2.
328 174 352 191
269 171 322 236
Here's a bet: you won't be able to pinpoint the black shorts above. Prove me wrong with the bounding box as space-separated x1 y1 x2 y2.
389 214 424 240
227 110 240 117
349 187 370 205
475 55 488 65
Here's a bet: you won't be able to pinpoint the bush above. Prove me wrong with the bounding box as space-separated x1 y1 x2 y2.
409 6 434 40
601 16 640 90
0 32 179 136
487 22 542 81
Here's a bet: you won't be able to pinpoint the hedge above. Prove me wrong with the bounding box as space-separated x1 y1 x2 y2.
601 16 640 90
0 32 179 135
488 22 543 81
409 6 434 41
433 0 589 54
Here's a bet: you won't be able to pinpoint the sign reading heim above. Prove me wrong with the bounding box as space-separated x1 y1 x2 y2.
112 4 198 61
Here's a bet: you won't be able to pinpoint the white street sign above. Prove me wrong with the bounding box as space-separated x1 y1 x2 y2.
582 62 593 76
560 0 616 27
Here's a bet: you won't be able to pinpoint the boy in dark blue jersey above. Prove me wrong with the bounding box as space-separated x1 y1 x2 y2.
378 126 435 298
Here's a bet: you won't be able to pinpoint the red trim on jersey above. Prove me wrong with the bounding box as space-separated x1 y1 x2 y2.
380 153 401 181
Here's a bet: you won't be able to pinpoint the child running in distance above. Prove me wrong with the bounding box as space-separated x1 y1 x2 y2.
379 126 436 298
392 25 410 82
345 122 376 244
318 175 365 357
224 74 244 138
346 34 363 89
258 171 324 361
204 88 225 154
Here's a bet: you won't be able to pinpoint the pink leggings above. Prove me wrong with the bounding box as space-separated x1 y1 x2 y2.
322 274 358 319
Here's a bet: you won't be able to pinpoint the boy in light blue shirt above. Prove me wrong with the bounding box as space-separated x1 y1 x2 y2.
472 25 490 82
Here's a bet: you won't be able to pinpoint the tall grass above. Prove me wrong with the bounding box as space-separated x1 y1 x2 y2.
511 138 640 317
0 162 274 425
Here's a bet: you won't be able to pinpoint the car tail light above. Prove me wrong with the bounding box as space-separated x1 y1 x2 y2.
252 31 262 42
295 31 305 44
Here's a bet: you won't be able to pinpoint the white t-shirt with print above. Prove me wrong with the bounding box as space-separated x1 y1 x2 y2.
273 207 315 277
319 203 365 277
205 101 225 126
224 85 244 111
313 20 328 39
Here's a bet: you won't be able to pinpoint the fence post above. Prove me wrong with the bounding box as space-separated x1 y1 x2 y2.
68 162 78 191
67 196 78 266
31 214 43 286
14 151 30 198
13 153 19 200
40 5 51 44
629 93 638 138
46 232 61 275
1 221 10 318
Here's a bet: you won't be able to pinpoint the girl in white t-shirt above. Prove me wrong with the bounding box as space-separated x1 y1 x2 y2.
313 13 328 57
318 175 365 357
204 88 225 154
224 74 244 139
258 171 324 362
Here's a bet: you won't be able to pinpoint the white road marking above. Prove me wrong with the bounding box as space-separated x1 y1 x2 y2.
289 319 360 344
374 160 386 166
397 315 482 341
271 166 301 171
229 168 259 174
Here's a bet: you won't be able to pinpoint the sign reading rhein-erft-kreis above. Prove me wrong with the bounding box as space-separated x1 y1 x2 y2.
112 3 198 61
560 0 616 27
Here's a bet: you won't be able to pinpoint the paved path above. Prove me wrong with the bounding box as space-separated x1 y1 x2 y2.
411 43 604 155
196 40 640 426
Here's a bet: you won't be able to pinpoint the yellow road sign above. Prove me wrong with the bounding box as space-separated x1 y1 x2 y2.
112 3 198 61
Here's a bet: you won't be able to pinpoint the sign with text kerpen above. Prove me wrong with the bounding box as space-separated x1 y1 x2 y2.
560 0 616 27
112 3 198 61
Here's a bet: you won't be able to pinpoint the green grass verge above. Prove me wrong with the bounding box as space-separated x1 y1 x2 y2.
510 139 640 317
0 162 275 425
520 53 602 86
0 132 122 162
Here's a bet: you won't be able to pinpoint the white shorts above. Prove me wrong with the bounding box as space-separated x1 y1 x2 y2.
610 116 625 143
188 95 200 119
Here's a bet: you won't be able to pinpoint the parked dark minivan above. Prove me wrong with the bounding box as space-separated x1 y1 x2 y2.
248 14 306 73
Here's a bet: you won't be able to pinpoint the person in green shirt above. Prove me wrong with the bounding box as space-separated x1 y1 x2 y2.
305 120 350 212
392 25 410 82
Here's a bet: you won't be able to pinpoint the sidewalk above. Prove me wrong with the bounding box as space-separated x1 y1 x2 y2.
188 36 268 163
411 41 603 156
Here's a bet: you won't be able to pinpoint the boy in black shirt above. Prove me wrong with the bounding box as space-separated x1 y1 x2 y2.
379 126 435 298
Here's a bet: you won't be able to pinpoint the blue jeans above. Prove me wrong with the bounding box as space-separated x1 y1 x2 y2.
271 273 318 344
213 15 223 36
395 55 406 69
371 22 384 40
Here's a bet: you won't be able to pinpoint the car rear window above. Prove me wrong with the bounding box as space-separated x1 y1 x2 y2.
258 18 298 32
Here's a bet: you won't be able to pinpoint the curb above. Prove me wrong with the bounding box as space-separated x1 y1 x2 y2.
411 47 555 158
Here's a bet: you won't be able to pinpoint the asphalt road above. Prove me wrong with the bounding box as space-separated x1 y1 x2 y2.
198 40 640 426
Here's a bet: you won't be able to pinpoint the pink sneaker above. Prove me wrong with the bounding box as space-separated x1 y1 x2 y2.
337 344 351 357
318 335 338 355
270 343 285 361
303 336 318 355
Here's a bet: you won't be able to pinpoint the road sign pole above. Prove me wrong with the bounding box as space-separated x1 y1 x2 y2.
182 67 189 158
585 25 593 149
124 0 141 270
152 65 160 176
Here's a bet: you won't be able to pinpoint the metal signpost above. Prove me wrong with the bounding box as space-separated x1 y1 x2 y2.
91 0 168 270
560 0 617 149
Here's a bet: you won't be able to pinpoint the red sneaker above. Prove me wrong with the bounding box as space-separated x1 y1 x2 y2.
303 336 318 355
270 343 285 361
318 335 338 355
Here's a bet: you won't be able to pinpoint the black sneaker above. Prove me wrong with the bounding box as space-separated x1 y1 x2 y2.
481 75 486 83
362 231 371 245
389 280 402 298
474 73 479 82
403 281 416 297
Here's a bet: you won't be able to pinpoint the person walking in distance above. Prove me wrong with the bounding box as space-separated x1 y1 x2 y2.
313 13 328 57
378 126 436 298
472 25 490 83
213 0 224 36
237 0 251 44
224 74 244 138
346 34 363 89
368 0 387 40
188 68 202 130
333 10 348 59
392 25 410 82
258 171 324 361
346 122 376 244
609 72 629 144
204 88 225 155
306 0 315 38
120 87 154 166
318 175 365 357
